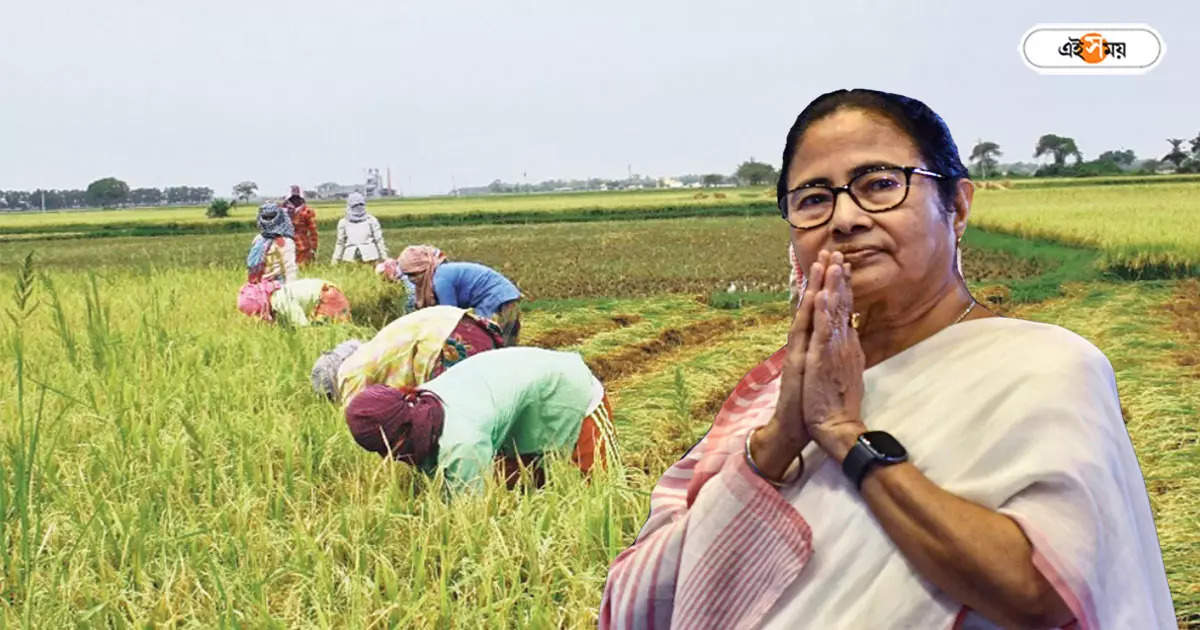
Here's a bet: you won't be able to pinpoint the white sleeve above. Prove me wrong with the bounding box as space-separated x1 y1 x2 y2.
331 219 347 263
371 217 388 259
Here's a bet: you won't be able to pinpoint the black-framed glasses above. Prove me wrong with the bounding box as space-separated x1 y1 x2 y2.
778 165 945 230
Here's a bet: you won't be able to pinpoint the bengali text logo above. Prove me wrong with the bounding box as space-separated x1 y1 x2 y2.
1021 24 1163 74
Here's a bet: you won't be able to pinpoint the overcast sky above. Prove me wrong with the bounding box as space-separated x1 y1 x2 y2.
0 1 1194 197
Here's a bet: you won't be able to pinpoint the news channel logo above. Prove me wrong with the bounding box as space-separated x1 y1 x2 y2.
1020 24 1164 75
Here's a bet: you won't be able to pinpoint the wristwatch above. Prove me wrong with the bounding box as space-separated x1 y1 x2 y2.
841 431 908 490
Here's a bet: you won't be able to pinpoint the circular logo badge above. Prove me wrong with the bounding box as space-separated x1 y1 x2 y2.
1078 33 1107 64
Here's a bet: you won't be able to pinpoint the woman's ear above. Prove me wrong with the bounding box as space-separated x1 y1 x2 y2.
951 178 974 241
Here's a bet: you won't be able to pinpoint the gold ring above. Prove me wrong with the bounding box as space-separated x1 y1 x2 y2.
850 312 861 329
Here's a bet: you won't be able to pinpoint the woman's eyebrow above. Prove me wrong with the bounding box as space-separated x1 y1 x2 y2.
792 162 901 189
849 161 900 177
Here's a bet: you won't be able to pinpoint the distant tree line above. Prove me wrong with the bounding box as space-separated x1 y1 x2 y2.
462 159 777 196
470 173 668 195
969 133 1200 179
0 177 212 211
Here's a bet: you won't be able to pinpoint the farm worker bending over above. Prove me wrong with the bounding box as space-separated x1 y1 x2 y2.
377 245 523 346
282 185 319 266
247 203 299 284
236 278 351 327
310 305 505 407
331 192 389 264
343 347 618 493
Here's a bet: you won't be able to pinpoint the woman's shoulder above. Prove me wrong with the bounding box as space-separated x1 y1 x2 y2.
969 316 1113 377
436 261 475 278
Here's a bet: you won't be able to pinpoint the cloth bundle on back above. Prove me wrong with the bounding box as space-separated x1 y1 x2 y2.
236 279 282 321
331 192 389 263
247 203 299 284
343 347 618 493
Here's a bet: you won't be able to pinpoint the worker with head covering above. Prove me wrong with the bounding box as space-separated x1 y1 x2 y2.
331 192 389 264
344 347 618 493
247 202 299 284
310 305 505 407
282 185 318 266
377 245 523 346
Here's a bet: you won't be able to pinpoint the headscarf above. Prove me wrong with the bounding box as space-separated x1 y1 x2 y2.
247 203 296 280
345 385 445 465
397 245 447 309
310 339 364 400
236 279 281 321
346 191 368 222
285 185 305 209
257 202 294 239
374 258 402 280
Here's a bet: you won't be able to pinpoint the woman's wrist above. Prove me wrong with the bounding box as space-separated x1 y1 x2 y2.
748 422 807 482
812 419 869 463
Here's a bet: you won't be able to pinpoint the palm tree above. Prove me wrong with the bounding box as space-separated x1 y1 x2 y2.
969 141 1002 178
1034 134 1083 167
1163 138 1189 169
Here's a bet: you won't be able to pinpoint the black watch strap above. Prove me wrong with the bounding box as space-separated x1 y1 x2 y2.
842 440 878 490
842 431 908 490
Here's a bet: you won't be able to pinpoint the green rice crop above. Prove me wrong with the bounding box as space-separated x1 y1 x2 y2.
969 182 1200 277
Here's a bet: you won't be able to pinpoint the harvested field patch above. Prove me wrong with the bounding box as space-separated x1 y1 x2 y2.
589 311 788 383
1160 279 1200 374
527 314 642 348
961 247 1044 281
588 317 734 381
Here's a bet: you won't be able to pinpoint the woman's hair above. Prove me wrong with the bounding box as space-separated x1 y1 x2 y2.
776 89 969 210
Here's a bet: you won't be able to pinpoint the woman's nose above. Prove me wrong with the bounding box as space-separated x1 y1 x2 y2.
829 191 872 234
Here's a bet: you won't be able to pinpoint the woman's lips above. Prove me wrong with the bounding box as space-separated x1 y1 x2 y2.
840 248 882 264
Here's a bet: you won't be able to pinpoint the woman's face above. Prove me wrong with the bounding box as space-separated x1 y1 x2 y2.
783 108 968 304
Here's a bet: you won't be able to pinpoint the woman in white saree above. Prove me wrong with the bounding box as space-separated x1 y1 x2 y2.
599 89 1175 629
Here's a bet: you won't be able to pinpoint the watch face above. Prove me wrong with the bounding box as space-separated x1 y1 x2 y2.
861 431 907 461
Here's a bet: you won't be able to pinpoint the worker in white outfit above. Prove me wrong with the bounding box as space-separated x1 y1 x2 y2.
331 192 390 264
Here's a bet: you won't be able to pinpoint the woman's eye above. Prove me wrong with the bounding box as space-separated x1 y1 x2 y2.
867 178 900 191
799 193 830 207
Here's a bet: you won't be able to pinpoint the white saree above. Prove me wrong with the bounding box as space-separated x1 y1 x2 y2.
600 317 1176 629
759 317 1175 628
